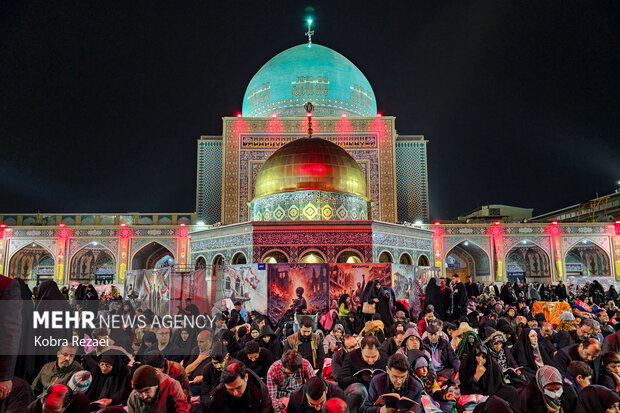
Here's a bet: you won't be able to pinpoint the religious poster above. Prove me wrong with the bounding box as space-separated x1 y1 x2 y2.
124 268 171 317
219 264 268 315
390 264 414 301
328 263 392 312
267 264 329 322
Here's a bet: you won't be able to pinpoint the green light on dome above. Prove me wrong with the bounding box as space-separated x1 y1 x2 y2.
307 18 313 24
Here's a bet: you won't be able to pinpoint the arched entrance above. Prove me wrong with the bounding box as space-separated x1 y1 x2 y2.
505 241 551 283
565 240 611 277
8 244 54 284
299 250 326 263
231 252 248 265
336 250 363 263
262 250 288 263
445 241 491 282
70 245 116 285
417 254 430 266
195 256 206 270
378 251 393 263
131 242 175 270
400 253 413 265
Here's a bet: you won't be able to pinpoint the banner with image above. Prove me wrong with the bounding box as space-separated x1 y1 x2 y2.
328 263 392 311
219 264 268 315
267 264 329 322
124 268 171 318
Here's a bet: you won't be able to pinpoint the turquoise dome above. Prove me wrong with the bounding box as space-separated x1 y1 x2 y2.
242 44 377 117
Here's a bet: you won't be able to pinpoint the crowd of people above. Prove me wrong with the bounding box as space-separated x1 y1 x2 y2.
1 274 620 412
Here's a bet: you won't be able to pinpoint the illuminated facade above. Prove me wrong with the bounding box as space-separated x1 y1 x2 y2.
1 41 619 289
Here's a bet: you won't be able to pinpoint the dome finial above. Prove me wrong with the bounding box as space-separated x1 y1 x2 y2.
304 102 314 138
305 18 314 45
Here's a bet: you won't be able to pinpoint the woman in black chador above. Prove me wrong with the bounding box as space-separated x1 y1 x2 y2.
511 327 552 382
361 280 393 327
85 349 132 406
459 344 519 408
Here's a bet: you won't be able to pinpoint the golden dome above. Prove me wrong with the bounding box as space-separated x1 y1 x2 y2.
253 138 367 199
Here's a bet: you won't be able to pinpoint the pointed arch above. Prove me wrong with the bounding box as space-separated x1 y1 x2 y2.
69 243 116 284
444 240 491 282
564 239 611 277
505 240 551 282
131 242 175 270
7 243 54 281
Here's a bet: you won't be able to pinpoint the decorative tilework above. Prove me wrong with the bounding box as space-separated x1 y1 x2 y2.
69 238 119 259
196 138 223 223
222 118 396 224
250 191 368 221
395 137 429 223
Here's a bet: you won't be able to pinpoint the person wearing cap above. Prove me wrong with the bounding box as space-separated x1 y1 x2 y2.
409 350 455 413
127 365 189 413
67 370 92 394
207 359 273 413
141 350 190 400
422 324 460 381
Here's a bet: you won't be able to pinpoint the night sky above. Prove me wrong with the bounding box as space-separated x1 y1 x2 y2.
1 1 619 221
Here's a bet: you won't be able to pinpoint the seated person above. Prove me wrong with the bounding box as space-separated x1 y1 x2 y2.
287 376 344 413
519 365 576 413
85 349 132 407
561 360 591 408
206 359 272 413
0 377 33 412
126 365 189 413
338 336 389 389
459 344 518 408
235 340 274 381
142 350 190 400
598 351 620 393
31 345 83 397
199 342 229 407
423 325 460 381
266 350 315 413
578 384 620 412
364 353 423 413
146 327 183 363
409 350 455 413
26 384 90 413
511 328 553 382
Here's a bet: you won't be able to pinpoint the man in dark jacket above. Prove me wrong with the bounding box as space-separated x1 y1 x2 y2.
331 335 359 381
451 275 467 319
283 316 325 372
207 359 273 413
287 376 344 413
228 301 246 329
552 338 601 382
422 324 460 381
338 336 389 389
236 341 274 380
364 353 423 413
465 276 479 299
199 342 229 407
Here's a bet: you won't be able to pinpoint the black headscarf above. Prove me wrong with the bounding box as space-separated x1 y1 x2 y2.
85 349 132 405
220 329 240 354
14 279 36 382
424 278 445 318
578 385 620 413
137 332 157 355
459 344 504 396
35 280 73 366
511 327 552 374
